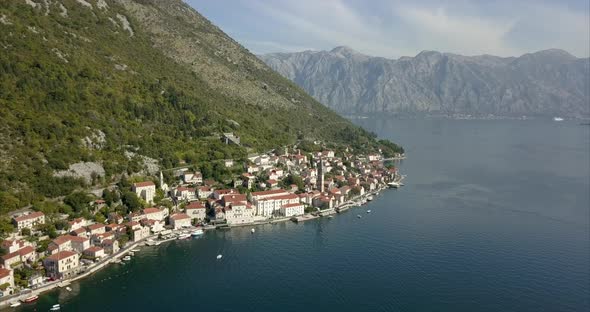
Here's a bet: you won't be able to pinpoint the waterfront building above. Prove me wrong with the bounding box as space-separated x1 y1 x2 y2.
101 239 119 255
83 246 106 260
142 207 168 221
43 251 80 279
169 213 191 229
280 203 304 217
225 202 255 225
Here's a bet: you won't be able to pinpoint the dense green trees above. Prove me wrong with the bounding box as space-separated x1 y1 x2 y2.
0 1 403 216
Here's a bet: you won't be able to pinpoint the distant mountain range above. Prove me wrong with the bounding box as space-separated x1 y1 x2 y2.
260 47 590 117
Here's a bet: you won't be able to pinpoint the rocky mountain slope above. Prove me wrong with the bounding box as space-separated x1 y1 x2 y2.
260 46 590 117
0 0 400 212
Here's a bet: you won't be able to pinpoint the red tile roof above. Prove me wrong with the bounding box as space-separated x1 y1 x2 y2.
251 189 289 197
186 202 206 209
143 208 161 214
282 203 303 208
84 246 103 253
170 213 190 220
46 250 77 261
17 246 35 256
13 211 44 222
0 268 11 279
133 181 155 187
87 224 105 231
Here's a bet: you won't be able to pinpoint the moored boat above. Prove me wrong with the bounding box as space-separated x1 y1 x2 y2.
216 254 223 260
21 295 39 303
388 181 400 188
9 302 21 307
177 233 191 240
250 228 255 234
191 228 204 236
122 256 131 261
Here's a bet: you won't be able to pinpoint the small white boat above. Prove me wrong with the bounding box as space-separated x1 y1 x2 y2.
250 228 255 233
216 254 223 260
366 196 373 201
553 117 564 121
191 228 204 236
65 287 72 292
129 252 135 256
131 248 140 252
50 307 60 311
9 302 21 307
327 215 333 219
122 256 131 261
177 233 191 240
366 210 371 213
154 241 162 246
357 215 362 218
388 182 400 188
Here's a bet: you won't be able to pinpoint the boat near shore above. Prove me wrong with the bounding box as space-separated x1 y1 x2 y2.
9 301 21 307
177 233 191 240
191 228 204 236
21 295 38 303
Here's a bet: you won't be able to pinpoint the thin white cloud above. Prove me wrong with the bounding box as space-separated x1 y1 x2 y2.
246 0 415 57
196 0 589 58
394 5 519 56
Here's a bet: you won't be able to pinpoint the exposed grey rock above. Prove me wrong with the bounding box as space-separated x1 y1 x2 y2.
260 47 590 117
54 162 105 184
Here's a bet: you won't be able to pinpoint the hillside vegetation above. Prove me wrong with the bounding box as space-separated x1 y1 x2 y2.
0 0 402 213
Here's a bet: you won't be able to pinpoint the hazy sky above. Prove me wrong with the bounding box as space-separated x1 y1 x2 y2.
186 0 589 58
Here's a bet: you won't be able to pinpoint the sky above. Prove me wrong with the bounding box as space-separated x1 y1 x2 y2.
186 0 590 59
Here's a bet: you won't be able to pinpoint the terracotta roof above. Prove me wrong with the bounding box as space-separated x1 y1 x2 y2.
170 213 190 221
143 208 161 214
46 250 77 261
214 189 237 194
282 203 303 208
69 236 89 243
133 181 155 187
1 251 20 261
251 189 289 197
87 224 105 231
186 202 205 209
84 246 103 253
13 211 44 222
0 268 11 279
17 246 35 256
260 194 299 201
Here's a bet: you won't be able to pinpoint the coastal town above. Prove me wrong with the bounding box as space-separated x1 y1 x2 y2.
0 144 404 307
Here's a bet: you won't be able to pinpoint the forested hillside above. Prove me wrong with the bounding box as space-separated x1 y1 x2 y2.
0 0 402 214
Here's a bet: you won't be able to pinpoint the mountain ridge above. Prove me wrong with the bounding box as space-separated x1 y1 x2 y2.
260 47 590 117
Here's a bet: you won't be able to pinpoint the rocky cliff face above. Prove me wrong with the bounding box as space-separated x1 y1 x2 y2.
260 47 590 117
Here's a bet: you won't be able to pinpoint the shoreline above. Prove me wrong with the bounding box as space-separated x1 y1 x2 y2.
0 182 400 308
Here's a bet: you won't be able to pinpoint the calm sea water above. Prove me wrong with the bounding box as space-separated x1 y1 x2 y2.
19 119 590 312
